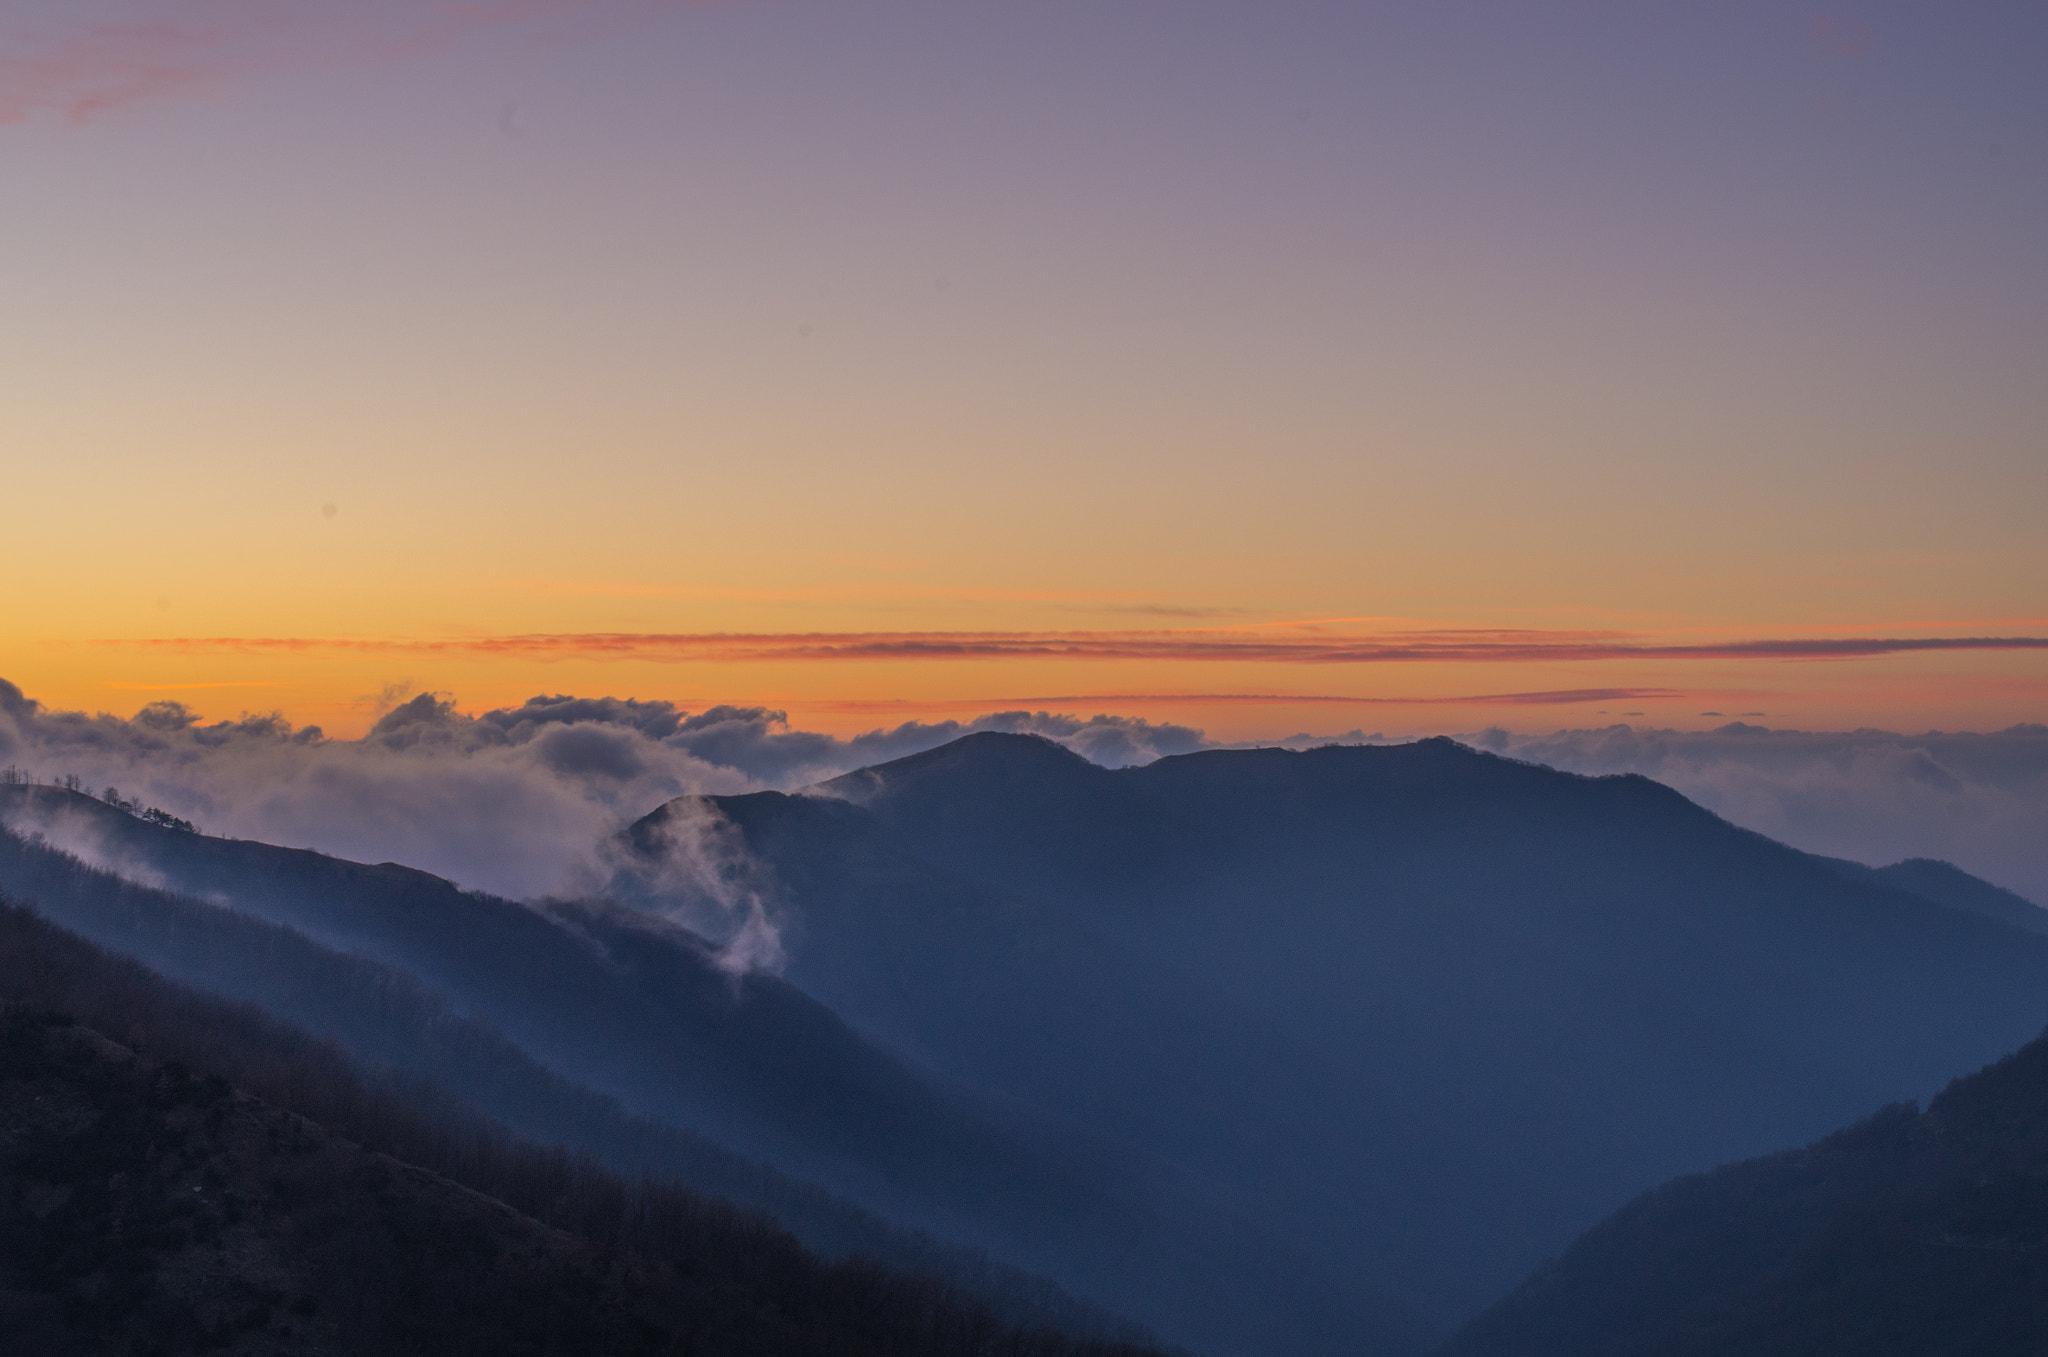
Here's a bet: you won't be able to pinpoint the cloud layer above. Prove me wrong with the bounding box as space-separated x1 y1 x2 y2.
0 678 1200 900
3 677 2042 914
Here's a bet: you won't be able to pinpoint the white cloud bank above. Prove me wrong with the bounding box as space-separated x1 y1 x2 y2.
0 679 1200 900
4 679 2042 908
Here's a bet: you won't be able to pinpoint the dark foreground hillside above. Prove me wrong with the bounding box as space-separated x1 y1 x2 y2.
1439 1025 2048 1357
0 903 1164 1357
0 825 1152 1340
6 1012 671 1355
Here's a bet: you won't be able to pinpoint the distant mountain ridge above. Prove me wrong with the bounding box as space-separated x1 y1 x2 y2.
633 733 2048 1344
1817 853 2048 936
1437 1021 2048 1357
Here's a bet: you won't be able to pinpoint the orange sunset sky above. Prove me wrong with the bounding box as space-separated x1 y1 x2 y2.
4 1 2044 741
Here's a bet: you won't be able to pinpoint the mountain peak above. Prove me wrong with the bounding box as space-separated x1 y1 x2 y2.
813 730 1100 802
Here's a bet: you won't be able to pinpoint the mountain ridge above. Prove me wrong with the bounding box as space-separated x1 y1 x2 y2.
1436 1020 2048 1357
11 734 2048 1355
628 733 2048 1340
3 781 1379 1357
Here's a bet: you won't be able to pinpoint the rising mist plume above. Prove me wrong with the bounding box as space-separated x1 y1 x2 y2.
0 678 1201 901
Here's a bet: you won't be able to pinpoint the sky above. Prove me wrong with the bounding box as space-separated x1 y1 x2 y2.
3 0 2046 743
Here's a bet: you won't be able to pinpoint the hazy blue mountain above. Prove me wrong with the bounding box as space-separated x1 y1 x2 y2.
1437 1024 2048 1357
0 784 1412 1357
1818 854 2048 937
629 733 2048 1338
0 786 1093 1225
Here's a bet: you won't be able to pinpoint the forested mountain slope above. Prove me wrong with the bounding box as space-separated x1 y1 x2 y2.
0 784 1403 1357
0 894 1158 1343
0 994 1163 1357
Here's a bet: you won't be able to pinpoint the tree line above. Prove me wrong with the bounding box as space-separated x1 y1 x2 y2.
0 770 196 832
0 893 1170 1357
0 818 1144 1339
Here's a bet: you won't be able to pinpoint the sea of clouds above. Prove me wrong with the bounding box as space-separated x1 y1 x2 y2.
0 678 1205 902
3 677 2042 908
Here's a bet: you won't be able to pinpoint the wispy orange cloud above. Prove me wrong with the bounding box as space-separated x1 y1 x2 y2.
1 11 236 124
810 689 1694 713
82 628 2048 665
0 0 636 125
502 579 1248 616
